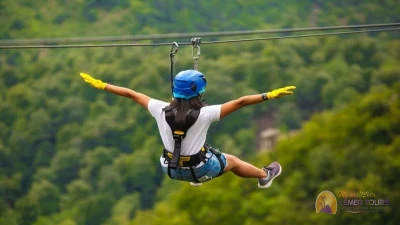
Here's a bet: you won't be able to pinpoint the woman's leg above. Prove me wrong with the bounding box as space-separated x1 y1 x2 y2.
223 153 267 178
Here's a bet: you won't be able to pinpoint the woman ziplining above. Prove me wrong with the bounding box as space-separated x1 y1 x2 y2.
79 70 295 187
80 40 295 187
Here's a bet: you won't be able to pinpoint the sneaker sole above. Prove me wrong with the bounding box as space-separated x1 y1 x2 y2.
258 163 282 189
190 182 203 187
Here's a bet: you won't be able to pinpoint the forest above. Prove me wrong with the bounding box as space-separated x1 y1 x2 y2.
0 0 399 225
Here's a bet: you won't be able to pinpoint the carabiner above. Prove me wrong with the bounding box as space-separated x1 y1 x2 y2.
191 38 201 59
170 42 179 56
191 38 201 70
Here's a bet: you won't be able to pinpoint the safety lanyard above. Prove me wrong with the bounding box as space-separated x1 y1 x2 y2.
169 42 179 97
169 38 201 98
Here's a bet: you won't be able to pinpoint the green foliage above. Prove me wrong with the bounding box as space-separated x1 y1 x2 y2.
73 195 114 225
135 83 400 225
50 149 81 190
28 180 60 215
104 193 141 225
0 0 399 225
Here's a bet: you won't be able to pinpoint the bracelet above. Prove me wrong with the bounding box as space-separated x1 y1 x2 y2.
261 93 268 101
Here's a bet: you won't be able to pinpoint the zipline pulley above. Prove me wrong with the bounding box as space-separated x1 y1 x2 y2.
170 42 179 97
191 37 201 70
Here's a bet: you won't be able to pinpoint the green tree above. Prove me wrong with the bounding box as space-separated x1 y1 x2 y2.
28 180 60 216
104 193 141 225
50 149 81 190
79 147 118 187
73 195 114 225
60 180 93 210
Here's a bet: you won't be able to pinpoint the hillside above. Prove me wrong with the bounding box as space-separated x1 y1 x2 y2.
0 1 399 225
1 0 399 38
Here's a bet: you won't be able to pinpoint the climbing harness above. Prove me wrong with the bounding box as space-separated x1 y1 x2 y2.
162 106 203 182
162 105 225 183
191 37 201 70
163 144 225 182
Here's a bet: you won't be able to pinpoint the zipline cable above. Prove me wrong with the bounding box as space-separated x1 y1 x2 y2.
0 27 399 49
0 23 399 46
202 27 400 45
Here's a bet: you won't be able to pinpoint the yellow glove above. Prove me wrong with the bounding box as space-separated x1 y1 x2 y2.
266 86 296 99
80 73 107 90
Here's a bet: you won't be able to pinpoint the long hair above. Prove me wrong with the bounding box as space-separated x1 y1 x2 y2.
169 97 206 128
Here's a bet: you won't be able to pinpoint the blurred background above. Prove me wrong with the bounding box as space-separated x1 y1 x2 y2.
0 1 399 225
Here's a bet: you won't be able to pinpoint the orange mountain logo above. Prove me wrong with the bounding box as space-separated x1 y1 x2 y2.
315 190 337 214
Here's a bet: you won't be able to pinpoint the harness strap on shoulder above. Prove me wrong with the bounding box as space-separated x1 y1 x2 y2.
163 107 175 179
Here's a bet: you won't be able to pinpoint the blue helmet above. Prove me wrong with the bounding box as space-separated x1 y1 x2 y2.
173 70 207 99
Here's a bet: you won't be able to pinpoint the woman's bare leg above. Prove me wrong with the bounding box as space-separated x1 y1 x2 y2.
223 153 267 178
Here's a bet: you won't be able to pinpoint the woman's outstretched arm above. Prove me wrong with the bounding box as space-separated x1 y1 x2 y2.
104 84 150 109
80 73 150 109
220 86 296 119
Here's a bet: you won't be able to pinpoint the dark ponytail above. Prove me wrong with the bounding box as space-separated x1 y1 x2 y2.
169 97 206 128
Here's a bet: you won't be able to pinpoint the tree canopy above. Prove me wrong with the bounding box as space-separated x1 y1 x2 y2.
0 0 399 224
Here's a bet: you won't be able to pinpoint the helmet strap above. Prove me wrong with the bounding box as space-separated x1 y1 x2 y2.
198 93 206 102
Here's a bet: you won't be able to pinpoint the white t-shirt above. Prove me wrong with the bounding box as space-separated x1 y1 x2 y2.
148 99 221 155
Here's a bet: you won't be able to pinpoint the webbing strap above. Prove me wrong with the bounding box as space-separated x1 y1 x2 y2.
169 134 182 168
215 154 225 177
208 147 225 177
167 166 172 179
190 167 201 183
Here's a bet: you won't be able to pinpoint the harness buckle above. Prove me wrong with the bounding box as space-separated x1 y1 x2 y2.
173 130 185 141
178 156 191 167
173 134 184 141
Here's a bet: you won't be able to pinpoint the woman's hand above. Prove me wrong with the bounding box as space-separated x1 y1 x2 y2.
266 86 296 99
221 86 297 119
79 72 151 109
80 73 107 90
